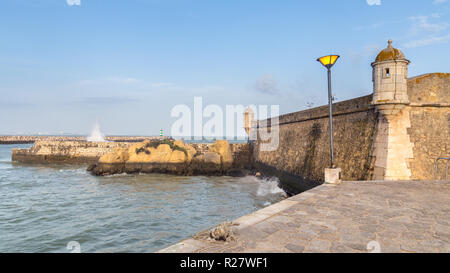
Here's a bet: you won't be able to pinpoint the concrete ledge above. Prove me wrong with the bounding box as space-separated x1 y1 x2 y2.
158 239 209 253
232 200 298 230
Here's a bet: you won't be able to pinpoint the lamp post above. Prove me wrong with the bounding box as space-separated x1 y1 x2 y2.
317 55 340 168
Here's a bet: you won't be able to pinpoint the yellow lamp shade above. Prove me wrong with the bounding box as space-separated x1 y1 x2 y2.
317 55 340 68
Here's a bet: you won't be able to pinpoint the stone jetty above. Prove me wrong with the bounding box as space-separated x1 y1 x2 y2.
12 140 137 164
10 138 253 177
0 135 168 144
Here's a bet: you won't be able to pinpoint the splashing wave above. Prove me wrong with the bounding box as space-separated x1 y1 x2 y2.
238 176 286 197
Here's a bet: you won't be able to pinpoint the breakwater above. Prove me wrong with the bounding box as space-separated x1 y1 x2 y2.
11 140 253 177
0 135 169 144
11 141 136 164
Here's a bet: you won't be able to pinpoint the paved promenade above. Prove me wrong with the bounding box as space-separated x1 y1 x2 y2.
160 181 450 253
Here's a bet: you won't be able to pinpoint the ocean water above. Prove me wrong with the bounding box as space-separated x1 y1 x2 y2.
0 144 286 253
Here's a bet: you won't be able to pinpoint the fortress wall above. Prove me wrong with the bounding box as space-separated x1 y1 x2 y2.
252 73 449 191
407 73 450 180
252 95 378 194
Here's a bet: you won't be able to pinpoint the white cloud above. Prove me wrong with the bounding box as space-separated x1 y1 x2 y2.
254 74 279 95
403 13 450 48
434 0 448 4
67 0 81 6
409 14 448 35
79 77 141 85
404 34 450 48
366 0 447 6
367 0 381 6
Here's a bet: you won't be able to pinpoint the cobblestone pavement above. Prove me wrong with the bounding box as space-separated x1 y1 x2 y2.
160 181 450 253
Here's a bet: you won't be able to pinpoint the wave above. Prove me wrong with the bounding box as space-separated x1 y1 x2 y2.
238 176 286 197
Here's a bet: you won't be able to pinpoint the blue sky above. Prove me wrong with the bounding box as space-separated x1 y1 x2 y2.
0 0 449 135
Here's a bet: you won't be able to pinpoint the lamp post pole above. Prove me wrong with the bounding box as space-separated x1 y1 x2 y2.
317 54 340 184
317 55 339 169
327 67 335 168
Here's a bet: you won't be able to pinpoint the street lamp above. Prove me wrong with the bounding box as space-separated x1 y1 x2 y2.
317 55 340 168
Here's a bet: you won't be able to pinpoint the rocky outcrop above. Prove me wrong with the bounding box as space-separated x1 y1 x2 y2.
88 140 252 176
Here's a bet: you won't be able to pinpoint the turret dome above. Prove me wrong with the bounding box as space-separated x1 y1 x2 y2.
375 40 406 62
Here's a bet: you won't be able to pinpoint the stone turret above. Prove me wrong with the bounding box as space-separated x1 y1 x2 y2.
371 40 414 181
244 107 256 141
371 40 410 115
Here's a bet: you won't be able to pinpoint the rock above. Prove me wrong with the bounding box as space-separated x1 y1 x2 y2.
152 144 173 162
173 140 185 148
127 147 156 163
89 140 250 177
169 150 187 163
209 222 236 242
209 140 233 170
173 140 196 161
201 152 222 165
127 141 149 155
226 169 249 177
99 147 129 163
86 164 96 172
190 152 222 175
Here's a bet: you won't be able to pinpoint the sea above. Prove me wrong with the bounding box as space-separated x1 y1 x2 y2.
0 144 286 253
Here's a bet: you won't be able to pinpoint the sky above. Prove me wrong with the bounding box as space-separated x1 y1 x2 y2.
0 0 449 136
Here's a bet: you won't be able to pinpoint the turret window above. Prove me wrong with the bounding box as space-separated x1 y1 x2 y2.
384 68 391 78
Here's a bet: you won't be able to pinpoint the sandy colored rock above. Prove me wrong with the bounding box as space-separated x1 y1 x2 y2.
188 152 223 174
99 147 129 163
152 144 173 162
169 150 187 163
127 147 156 163
210 140 233 168
89 141 251 176
127 142 147 156
173 140 185 148
174 140 197 162
199 152 222 165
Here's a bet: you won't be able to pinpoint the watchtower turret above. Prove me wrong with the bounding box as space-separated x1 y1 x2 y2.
372 40 410 115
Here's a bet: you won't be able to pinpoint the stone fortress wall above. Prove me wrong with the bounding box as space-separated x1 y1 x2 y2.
252 72 449 192
252 95 378 193
407 73 450 180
